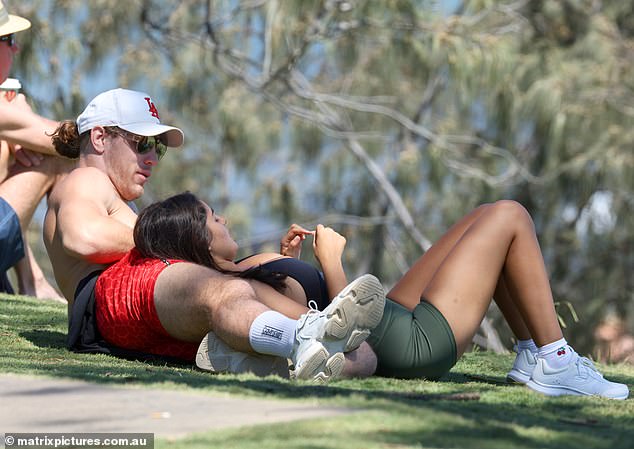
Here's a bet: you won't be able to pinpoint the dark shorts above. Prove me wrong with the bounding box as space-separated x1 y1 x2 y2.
367 298 457 380
0 197 24 272
68 270 104 353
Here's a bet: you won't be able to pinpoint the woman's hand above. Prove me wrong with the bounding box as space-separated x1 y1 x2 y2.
312 224 346 267
280 224 314 259
313 224 348 300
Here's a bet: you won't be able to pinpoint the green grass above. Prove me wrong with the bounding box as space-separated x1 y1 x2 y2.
2 293 633 449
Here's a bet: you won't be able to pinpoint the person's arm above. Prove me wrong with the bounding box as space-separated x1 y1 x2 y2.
312 224 348 300
234 224 313 268
280 223 313 259
0 94 60 156
55 168 136 264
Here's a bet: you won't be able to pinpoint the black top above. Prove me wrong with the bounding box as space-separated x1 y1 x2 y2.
259 258 330 310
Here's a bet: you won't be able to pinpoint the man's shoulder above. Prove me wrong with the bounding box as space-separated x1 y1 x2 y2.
62 166 111 188
69 166 107 178
51 166 115 204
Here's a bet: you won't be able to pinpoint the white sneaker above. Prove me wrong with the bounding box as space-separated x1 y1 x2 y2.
196 332 290 378
507 348 537 384
526 352 629 400
289 342 346 384
290 274 385 383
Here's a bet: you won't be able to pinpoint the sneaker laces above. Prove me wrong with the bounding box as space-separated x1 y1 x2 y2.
575 354 604 379
294 301 324 344
297 300 320 327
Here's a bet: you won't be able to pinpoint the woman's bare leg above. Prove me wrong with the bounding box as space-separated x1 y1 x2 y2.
248 280 308 319
389 202 536 346
418 200 561 356
387 204 491 310
494 275 531 341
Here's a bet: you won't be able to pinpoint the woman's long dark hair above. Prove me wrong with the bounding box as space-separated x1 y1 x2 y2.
133 192 287 291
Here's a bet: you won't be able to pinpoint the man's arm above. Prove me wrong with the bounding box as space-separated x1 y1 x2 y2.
55 168 136 264
0 94 60 156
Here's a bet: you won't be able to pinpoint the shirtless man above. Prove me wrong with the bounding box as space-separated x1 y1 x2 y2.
44 88 385 382
0 1 71 299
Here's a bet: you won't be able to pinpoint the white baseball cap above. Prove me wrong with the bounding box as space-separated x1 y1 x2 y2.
77 88 184 147
0 1 31 36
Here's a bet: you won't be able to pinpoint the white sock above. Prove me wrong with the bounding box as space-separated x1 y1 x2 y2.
517 338 538 353
248 310 296 358
537 338 573 369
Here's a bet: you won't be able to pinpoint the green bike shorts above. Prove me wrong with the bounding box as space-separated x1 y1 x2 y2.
366 298 457 380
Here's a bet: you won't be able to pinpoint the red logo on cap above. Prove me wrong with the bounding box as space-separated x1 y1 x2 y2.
144 97 160 119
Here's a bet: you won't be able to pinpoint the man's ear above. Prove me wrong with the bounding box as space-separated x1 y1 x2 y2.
90 126 108 155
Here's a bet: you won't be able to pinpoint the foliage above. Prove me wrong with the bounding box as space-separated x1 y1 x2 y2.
7 0 633 352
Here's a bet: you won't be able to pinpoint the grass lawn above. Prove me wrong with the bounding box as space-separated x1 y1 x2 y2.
1 293 633 449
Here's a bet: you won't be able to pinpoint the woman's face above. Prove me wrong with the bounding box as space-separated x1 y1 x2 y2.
202 202 239 262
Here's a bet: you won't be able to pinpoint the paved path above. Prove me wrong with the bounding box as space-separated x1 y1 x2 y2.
0 374 352 439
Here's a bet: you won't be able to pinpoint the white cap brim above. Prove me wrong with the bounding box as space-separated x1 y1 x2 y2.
0 14 31 36
120 122 184 148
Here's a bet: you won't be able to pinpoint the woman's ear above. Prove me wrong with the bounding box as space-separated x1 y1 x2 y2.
90 126 108 155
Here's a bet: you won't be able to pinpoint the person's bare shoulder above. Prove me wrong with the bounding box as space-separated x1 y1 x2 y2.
49 166 115 208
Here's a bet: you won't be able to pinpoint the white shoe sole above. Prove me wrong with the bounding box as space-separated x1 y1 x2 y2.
196 332 290 378
196 333 214 370
291 342 346 383
526 379 629 400
506 369 532 384
322 274 385 353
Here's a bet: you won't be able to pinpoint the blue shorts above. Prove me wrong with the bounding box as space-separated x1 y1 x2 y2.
0 197 24 271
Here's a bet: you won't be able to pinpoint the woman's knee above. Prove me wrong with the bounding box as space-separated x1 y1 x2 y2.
489 200 535 231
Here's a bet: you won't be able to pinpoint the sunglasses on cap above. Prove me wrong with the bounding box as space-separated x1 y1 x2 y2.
108 127 168 160
0 34 16 47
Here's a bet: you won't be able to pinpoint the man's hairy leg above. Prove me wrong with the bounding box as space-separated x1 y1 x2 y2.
153 263 269 353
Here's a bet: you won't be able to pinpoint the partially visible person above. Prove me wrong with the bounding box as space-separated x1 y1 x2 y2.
44 88 384 383
0 1 71 300
594 316 634 364
135 192 629 400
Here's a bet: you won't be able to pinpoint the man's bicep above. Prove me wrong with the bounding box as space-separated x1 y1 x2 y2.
56 195 110 256
58 199 135 263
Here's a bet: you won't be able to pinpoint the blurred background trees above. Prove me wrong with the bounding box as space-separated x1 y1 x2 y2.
8 0 633 358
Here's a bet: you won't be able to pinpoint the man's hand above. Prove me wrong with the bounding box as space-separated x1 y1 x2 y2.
280 223 314 258
10 144 44 167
